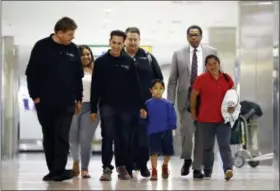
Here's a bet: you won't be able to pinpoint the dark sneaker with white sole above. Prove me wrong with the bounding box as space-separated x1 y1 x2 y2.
100 167 112 181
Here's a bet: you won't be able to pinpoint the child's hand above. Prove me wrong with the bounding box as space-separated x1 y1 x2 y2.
140 109 147 119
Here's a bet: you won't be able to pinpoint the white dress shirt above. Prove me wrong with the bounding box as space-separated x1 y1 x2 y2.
82 72 92 102
190 45 203 75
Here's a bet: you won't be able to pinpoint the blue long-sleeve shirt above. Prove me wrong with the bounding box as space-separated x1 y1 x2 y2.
145 98 177 135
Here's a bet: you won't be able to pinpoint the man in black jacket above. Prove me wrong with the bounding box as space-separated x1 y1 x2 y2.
90 30 146 181
25 17 84 182
124 27 164 177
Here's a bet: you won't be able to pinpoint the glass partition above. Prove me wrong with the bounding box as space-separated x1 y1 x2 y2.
1 36 19 159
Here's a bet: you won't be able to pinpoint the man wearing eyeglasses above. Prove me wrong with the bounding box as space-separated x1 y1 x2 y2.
167 25 219 179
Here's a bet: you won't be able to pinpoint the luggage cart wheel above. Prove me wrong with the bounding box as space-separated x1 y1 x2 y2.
233 155 245 168
248 161 260 168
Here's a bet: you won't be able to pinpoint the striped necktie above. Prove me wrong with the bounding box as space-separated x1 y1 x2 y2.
190 48 197 84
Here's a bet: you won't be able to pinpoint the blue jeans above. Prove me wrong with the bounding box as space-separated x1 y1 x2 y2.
69 102 100 171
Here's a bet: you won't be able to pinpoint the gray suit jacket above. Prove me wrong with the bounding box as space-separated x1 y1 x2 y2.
167 44 218 111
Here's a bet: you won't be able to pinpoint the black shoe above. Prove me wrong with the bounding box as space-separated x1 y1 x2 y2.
181 159 192 176
193 170 204 179
203 171 212 180
140 166 151 178
42 173 53 181
52 170 74 182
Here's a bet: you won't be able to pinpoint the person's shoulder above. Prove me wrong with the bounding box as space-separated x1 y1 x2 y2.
34 36 51 47
95 54 107 63
161 98 173 105
145 98 154 104
173 46 188 55
197 72 209 79
139 48 152 56
122 52 134 61
223 72 233 81
68 42 79 49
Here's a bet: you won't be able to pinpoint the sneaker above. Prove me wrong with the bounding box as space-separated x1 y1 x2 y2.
117 166 131 180
140 166 151 178
100 167 112 181
161 164 169 180
150 168 158 181
224 169 233 181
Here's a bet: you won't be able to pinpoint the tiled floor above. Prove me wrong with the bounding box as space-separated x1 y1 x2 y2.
1 153 279 190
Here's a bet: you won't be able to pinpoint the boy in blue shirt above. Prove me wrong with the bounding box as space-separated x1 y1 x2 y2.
142 79 177 181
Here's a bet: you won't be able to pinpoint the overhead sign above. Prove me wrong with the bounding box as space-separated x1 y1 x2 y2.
141 46 152 53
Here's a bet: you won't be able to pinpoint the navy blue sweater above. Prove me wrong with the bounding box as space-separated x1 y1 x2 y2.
145 98 177 135
90 50 145 113
25 34 83 108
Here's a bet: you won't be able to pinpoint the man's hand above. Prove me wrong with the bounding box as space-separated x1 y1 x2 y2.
140 109 147 119
33 98 40 104
75 101 82 114
90 113 98 121
227 107 235 114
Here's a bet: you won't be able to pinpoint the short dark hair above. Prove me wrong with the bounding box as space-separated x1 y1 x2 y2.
125 27 141 36
151 79 165 88
78 45 94 68
54 17 77 33
110 30 127 41
205 54 220 65
186 25 203 36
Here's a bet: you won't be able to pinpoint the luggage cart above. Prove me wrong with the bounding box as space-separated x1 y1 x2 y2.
232 104 273 168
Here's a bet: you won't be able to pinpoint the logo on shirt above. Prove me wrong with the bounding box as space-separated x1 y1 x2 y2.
121 65 129 70
139 57 148 60
66 52 75 57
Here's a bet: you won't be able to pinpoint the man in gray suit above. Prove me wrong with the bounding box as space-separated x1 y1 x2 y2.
167 25 218 179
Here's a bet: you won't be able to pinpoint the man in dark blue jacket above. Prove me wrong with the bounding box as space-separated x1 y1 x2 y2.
25 17 83 182
90 30 146 181
124 27 164 177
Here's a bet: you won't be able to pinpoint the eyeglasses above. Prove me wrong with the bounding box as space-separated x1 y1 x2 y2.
188 34 201 38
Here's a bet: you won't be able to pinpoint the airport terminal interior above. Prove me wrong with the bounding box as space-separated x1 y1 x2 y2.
1 1 279 190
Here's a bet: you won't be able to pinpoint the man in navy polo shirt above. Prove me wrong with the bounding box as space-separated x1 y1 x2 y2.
190 54 234 181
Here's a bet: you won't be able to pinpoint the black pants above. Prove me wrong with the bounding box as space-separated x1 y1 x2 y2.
132 118 149 169
100 104 135 171
35 103 75 176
